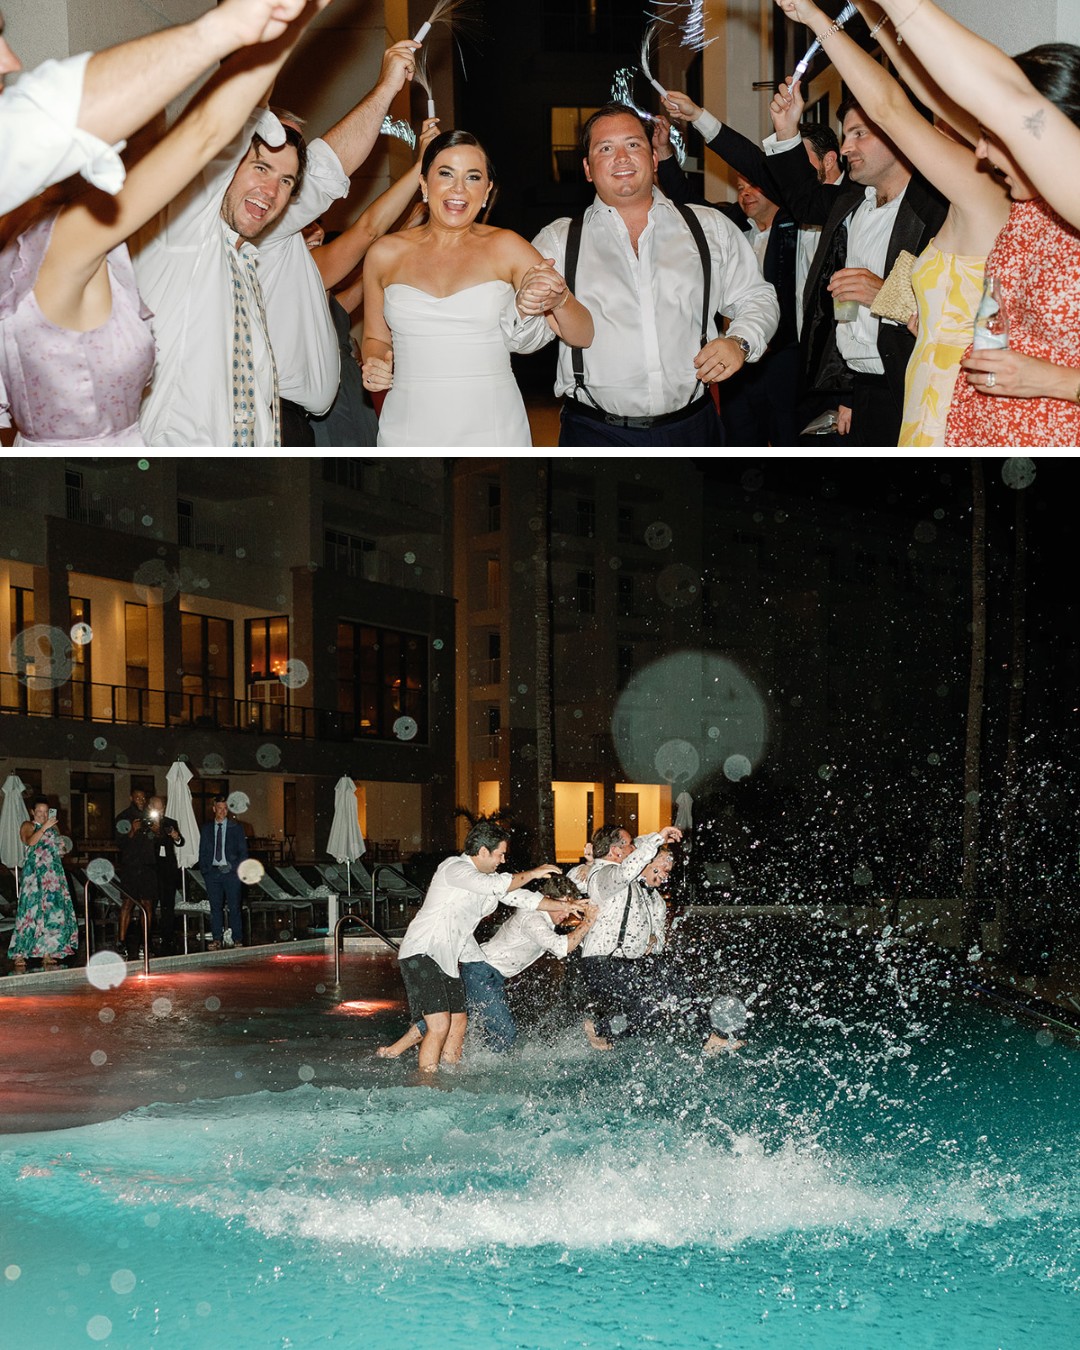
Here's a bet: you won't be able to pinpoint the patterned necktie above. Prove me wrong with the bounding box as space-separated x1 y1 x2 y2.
226 241 280 448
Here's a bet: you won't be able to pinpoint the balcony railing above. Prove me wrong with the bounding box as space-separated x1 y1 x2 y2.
0 672 409 744
66 484 156 537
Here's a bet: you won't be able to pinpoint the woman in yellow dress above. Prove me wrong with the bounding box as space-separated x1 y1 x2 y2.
774 0 1010 446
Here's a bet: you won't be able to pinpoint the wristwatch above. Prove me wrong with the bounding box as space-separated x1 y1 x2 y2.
730 336 752 359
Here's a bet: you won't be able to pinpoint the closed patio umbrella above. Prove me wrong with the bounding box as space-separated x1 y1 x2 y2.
166 760 202 904
0 774 29 892
327 775 365 902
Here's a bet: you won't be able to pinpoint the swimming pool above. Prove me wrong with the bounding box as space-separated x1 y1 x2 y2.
1 920 1077 1348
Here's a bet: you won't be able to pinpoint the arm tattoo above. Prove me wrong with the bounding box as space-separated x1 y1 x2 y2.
1022 108 1047 139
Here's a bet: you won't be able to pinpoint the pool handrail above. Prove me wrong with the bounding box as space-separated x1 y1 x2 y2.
82 876 150 977
333 911 399 987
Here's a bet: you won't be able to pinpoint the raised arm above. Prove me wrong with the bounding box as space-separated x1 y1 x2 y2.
76 0 311 147
322 40 419 177
851 0 978 145
868 0 1080 227
36 3 328 332
311 117 438 289
774 0 1005 228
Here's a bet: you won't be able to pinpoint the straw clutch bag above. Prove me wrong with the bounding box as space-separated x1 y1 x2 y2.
870 249 919 324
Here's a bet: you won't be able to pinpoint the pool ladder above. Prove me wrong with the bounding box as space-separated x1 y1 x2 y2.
83 879 151 978
333 912 398 988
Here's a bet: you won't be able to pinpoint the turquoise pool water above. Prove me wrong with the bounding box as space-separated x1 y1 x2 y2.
1 928 1077 1348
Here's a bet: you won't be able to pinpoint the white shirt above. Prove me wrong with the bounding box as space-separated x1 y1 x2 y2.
566 862 590 895
581 832 669 959
257 138 350 414
748 221 772 271
837 184 906 373
474 909 569 978
397 854 542 978
0 54 126 215
529 189 778 417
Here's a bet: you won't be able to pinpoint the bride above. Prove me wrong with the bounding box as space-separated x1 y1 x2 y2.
361 129 592 447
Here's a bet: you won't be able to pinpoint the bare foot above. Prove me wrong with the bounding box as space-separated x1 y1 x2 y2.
12 956 27 974
376 1027 422 1059
703 1033 745 1056
583 1018 614 1052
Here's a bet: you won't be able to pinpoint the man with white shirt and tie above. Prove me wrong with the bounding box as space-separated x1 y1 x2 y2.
133 35 419 447
524 102 778 447
199 794 249 950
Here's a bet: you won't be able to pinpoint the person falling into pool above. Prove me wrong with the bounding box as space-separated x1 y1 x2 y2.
378 873 599 1059
579 825 739 1055
633 848 745 1054
386 819 581 1072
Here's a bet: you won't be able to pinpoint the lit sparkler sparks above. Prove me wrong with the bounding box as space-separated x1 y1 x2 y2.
412 0 469 43
640 20 668 98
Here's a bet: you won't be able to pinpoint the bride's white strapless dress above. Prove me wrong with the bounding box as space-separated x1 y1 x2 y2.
377 279 532 447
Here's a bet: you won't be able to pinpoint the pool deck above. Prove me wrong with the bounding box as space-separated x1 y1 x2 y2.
0 940 405 1135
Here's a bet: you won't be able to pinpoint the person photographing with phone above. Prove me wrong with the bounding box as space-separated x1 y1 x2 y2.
7 796 78 974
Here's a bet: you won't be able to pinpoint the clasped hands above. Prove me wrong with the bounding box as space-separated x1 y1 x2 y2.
516 258 570 317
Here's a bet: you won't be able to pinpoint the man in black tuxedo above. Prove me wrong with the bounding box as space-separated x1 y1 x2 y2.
146 794 184 954
765 80 946 446
115 787 157 957
198 794 249 949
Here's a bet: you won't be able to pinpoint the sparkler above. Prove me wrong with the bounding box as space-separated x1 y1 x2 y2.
650 0 715 52
792 1 858 81
640 21 667 98
412 0 467 43
611 68 686 164
380 115 417 149
414 46 437 120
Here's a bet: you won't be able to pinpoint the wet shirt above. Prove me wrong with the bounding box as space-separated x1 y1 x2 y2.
581 833 668 959
473 909 569 978
398 855 542 978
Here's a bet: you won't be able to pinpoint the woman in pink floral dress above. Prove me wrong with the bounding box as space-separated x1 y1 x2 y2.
7 798 78 973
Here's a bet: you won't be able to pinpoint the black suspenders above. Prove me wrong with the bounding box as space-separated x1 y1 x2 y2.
563 202 713 413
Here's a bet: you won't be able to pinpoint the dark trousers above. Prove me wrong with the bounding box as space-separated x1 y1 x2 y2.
578 956 654 1040
847 372 902 448
203 867 243 943
720 345 802 447
559 397 724 448
280 398 315 447
156 865 179 943
578 953 716 1042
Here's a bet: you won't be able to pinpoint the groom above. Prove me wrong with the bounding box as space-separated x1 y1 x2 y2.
516 102 778 446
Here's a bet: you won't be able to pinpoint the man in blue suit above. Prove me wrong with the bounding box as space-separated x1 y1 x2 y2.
198 794 248 949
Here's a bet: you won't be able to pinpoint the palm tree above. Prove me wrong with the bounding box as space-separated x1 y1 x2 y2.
533 459 556 860
960 459 986 949
1000 479 1028 953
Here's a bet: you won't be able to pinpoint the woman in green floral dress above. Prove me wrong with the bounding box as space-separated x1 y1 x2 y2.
8 797 78 973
